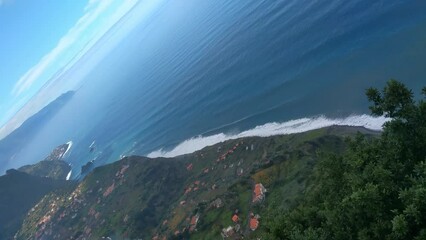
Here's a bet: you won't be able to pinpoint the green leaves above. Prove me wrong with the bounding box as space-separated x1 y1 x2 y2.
266 80 426 240
392 214 409 238
366 87 384 116
367 79 415 119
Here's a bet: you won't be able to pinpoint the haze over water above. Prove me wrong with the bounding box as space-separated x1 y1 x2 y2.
6 0 426 176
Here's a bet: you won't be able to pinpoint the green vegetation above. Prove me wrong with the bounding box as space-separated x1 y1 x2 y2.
0 170 74 240
16 157 191 239
16 125 370 239
0 142 74 239
12 80 424 240
18 159 71 180
263 80 426 240
18 143 72 180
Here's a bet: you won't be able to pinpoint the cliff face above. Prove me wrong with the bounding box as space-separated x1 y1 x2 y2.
15 126 376 239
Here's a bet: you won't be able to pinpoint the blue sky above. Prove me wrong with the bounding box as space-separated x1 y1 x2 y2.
0 0 87 120
0 0 148 138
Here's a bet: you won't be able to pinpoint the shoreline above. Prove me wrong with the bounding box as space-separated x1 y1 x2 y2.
63 141 73 158
147 114 388 158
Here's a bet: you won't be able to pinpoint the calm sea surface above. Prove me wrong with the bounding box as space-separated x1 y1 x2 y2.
8 0 426 177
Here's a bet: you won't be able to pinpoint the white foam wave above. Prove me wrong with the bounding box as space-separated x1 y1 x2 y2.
63 141 73 157
66 170 72 181
147 114 389 158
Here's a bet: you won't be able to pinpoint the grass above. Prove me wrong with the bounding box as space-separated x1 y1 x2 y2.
16 126 369 239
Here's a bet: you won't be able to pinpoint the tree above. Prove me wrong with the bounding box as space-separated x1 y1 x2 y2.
264 80 426 240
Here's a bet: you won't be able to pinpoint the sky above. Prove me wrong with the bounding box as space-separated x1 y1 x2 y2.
0 0 153 139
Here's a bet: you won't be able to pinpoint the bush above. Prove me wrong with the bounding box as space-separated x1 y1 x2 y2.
264 80 426 240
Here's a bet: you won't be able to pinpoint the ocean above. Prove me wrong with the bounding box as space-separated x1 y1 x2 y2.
8 0 426 178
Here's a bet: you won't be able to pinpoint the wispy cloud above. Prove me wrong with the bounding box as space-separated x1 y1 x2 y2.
11 0 117 96
2 0 140 139
0 0 14 7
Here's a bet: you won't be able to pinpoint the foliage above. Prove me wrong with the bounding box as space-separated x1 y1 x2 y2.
18 159 71 180
15 124 363 239
0 170 74 240
264 80 426 240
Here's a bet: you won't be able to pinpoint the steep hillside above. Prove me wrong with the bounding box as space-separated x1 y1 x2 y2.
16 126 378 239
261 80 426 239
0 170 75 240
18 160 71 180
18 143 72 180
17 156 191 239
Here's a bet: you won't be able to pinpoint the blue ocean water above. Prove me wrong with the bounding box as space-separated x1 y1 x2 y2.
8 0 426 177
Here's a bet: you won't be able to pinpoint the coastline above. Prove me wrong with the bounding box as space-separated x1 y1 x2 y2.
148 114 388 158
63 141 73 158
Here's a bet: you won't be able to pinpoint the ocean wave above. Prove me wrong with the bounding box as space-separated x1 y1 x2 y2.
63 141 73 158
66 169 72 181
147 114 389 158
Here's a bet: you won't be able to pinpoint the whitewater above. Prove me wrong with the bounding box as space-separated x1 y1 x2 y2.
8 0 424 173
148 114 389 158
63 141 73 158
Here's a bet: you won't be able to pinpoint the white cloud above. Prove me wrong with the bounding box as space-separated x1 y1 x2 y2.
56 0 139 79
0 0 14 7
11 0 116 96
2 0 141 139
